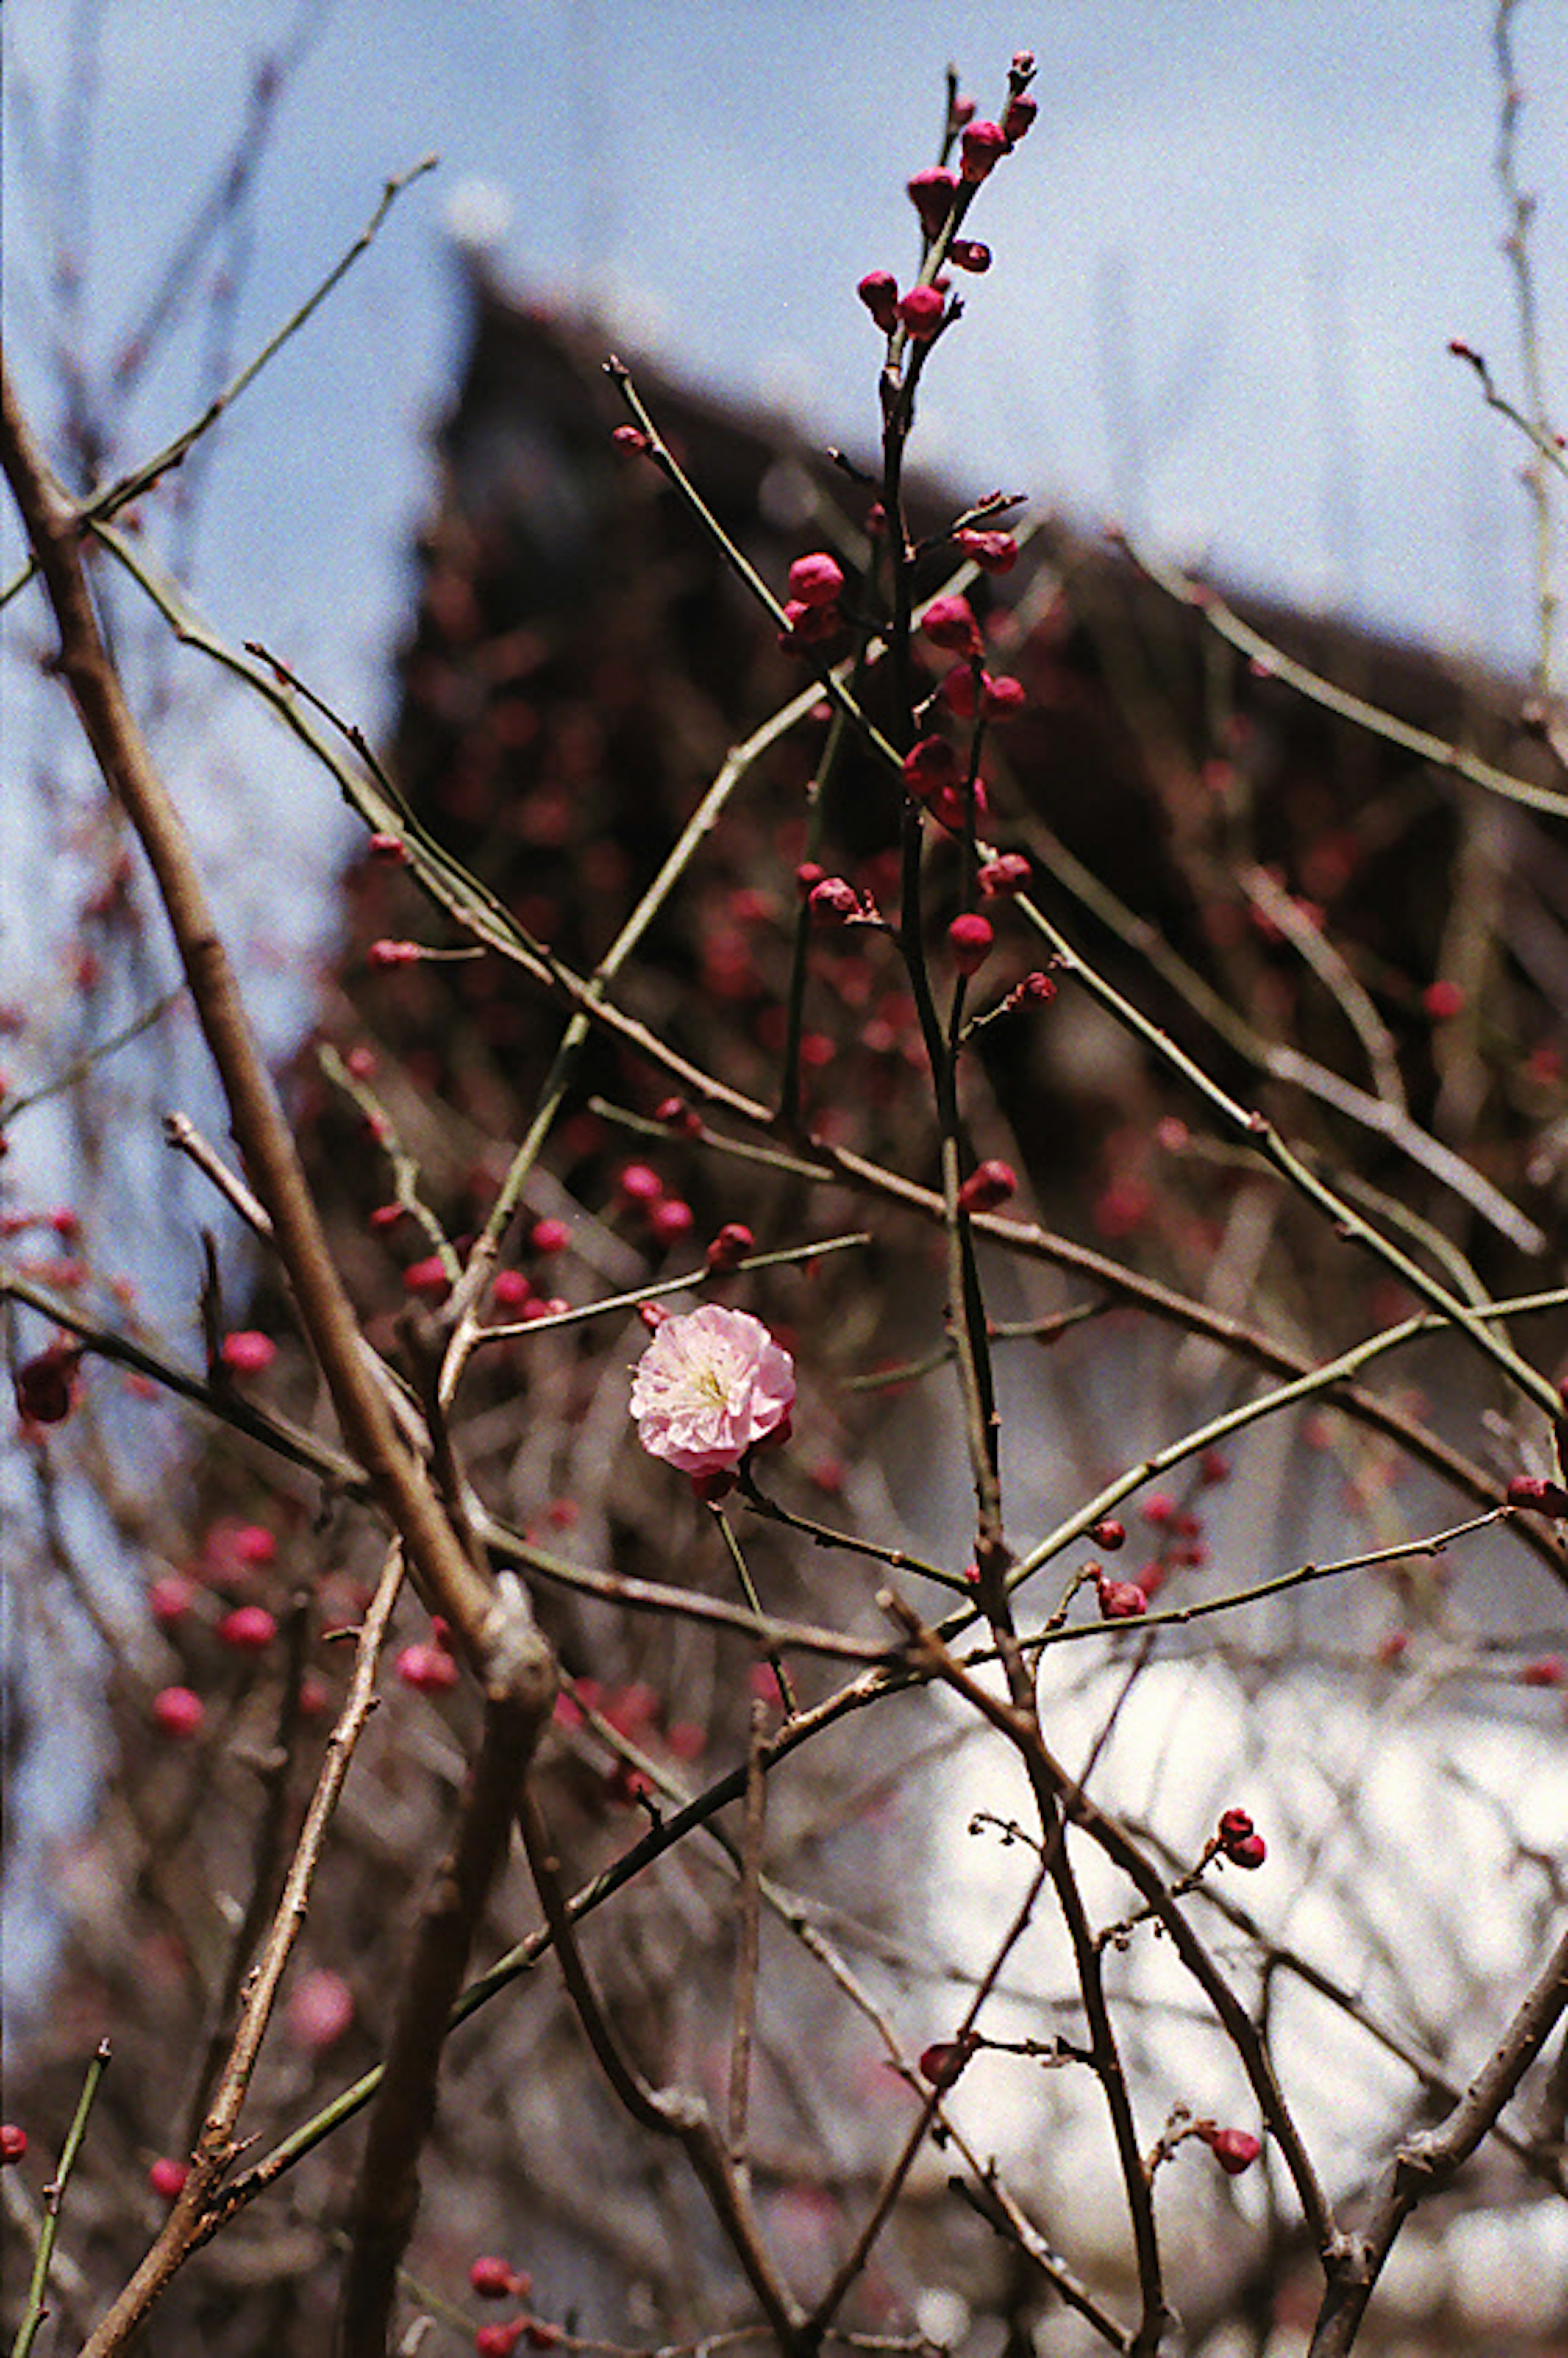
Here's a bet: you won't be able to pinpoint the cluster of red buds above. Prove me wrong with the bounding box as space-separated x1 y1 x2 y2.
780 549 846 650
1096 1569 1149 1621
901 737 987 835
615 1159 694 1249
807 874 883 931
1214 1807 1267 1870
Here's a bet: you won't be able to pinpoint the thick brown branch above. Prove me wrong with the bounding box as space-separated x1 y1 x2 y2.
0 357 550 1703
336 1689 552 2356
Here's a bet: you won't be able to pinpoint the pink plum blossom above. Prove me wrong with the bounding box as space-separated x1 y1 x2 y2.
630 1304 795 1478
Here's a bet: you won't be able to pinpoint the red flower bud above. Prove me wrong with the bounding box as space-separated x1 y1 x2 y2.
902 736 960 800
918 2036 974 2088
948 913 994 974
788 552 846 608
1096 1576 1148 1621
921 594 983 656
148 2157 189 2201
983 674 1027 718
149 1574 195 1626
1217 1807 1266 1867
1207 2126 1262 2175
286 1966 355 2051
152 1685 205 1740
897 285 947 340
978 853 1031 898
857 269 900 330
779 596 842 648
947 238 992 274
0 2124 27 2165
957 1159 1016 1215
906 167 957 238
927 774 987 833
955 527 1018 573
706 1222 755 1272
648 1197 694 1244
396 1643 459 1694
403 1255 450 1299
1089 1518 1126 1550
219 1330 276 1377
610 425 650 454
1507 1474 1568 1517
218 1606 277 1653
469 2255 523 2300
475 2325 527 2358
938 664 984 719
959 120 1007 182
1002 92 1038 145
809 876 865 928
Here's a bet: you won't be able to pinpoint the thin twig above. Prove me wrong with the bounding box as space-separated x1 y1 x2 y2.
0 160 438 609
74 1545 406 2357
727 1703 769 2179
11 2039 111 2358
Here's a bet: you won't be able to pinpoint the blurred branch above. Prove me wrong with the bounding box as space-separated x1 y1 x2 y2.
1490 0 1562 696
75 1545 404 2356
1123 533 1568 817
1309 1916 1568 2354
996 805 1546 1253
519 1788 807 2347
337 1682 548 2357
0 157 438 610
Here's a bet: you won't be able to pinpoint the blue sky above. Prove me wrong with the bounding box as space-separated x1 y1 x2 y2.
2 1 1564 1036
6 0 1564 702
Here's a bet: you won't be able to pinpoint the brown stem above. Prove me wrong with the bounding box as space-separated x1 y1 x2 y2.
335 1688 551 2357
181 1595 314 2151
1308 1918 1568 2356
728 1703 769 2177
76 1546 405 2357
518 1790 806 2346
